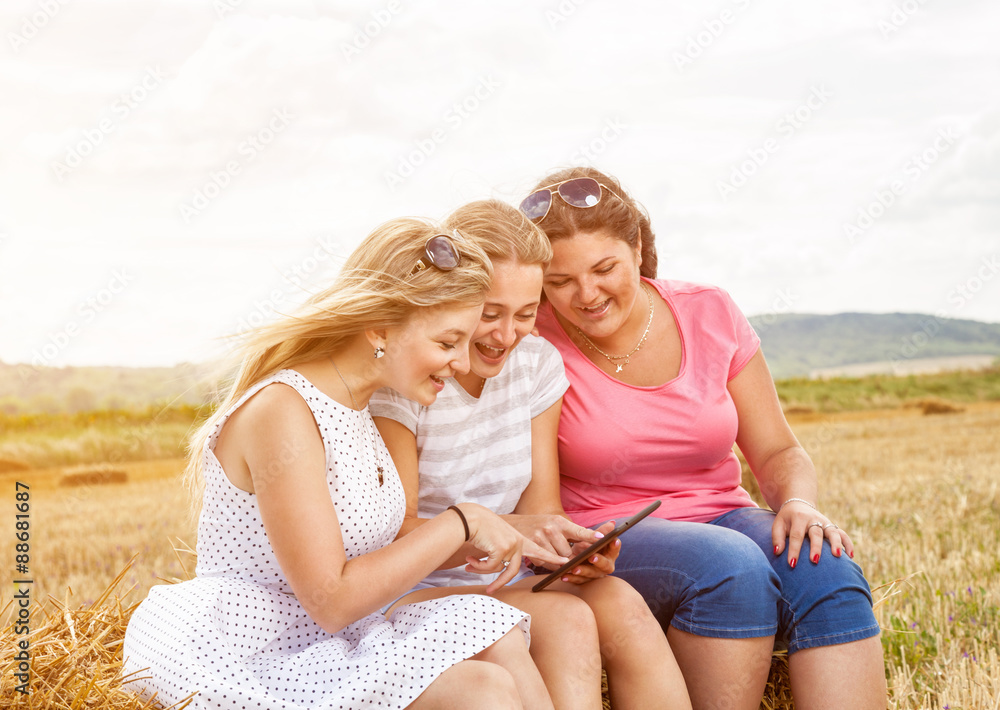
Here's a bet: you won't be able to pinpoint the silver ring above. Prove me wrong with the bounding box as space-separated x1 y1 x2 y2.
807 522 824 531
823 523 839 530
501 560 509 569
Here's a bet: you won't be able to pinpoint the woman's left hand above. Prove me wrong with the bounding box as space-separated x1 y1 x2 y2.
772 500 854 567
539 520 619 584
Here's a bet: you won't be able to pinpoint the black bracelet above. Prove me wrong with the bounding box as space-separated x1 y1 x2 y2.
447 505 470 542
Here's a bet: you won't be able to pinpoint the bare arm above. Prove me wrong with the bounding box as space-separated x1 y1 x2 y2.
512 398 615 578
730 349 853 566
230 385 566 634
374 415 483 569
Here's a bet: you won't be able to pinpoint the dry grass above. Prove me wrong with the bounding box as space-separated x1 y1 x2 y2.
4 402 999 708
0 561 194 709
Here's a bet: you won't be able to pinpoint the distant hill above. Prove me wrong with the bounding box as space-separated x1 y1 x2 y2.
3 312 1000 412
0 360 225 414
750 312 1000 380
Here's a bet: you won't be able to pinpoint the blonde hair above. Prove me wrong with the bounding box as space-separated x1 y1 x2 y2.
443 199 551 268
184 217 493 508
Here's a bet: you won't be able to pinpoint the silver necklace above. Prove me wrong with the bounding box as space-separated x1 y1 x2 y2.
575 284 654 373
330 357 385 486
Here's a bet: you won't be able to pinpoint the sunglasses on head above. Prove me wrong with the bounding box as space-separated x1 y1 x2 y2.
518 177 621 222
408 230 463 277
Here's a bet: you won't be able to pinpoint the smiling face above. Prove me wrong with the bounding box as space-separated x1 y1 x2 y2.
543 229 643 342
466 259 544 380
381 303 484 405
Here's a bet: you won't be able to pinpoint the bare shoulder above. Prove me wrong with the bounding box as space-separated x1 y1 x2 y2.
232 382 317 437
215 382 323 492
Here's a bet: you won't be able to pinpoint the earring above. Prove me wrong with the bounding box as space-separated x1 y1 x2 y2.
374 346 385 359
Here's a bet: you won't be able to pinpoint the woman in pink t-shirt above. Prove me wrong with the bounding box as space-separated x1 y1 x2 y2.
519 167 887 710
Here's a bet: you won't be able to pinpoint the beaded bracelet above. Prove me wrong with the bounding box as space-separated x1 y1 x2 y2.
779 497 817 511
447 505 470 541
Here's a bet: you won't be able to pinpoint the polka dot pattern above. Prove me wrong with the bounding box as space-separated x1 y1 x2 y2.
123 370 529 709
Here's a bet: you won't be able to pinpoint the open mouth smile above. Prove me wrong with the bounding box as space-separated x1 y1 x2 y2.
578 299 611 317
475 342 507 364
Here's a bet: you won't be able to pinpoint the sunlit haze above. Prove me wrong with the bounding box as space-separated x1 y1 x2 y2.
2 0 998 367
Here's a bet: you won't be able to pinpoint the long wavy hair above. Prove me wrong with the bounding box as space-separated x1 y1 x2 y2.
526 167 658 278
184 217 493 508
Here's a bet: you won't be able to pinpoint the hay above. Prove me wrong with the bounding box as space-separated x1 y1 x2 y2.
0 458 30 474
919 399 964 415
3 555 796 709
0 559 191 710
759 652 794 709
59 467 129 487
902 397 965 415
783 405 816 416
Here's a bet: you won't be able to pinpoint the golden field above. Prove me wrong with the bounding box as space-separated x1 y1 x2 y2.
1 396 999 708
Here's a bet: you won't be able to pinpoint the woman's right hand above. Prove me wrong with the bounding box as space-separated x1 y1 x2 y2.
502 513 604 559
457 503 569 593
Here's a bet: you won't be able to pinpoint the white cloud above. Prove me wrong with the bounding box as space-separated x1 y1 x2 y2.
2 0 998 366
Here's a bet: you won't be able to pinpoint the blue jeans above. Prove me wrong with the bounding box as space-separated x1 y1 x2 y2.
612 507 880 653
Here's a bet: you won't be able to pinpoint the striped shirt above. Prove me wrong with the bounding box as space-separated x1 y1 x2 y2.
370 335 570 588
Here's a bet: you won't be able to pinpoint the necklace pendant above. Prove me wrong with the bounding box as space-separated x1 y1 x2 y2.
377 466 384 486
615 364 623 373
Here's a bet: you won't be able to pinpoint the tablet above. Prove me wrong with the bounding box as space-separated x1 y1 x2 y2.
531 500 661 592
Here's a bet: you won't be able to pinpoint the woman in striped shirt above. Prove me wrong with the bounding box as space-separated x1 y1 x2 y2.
372 199 690 710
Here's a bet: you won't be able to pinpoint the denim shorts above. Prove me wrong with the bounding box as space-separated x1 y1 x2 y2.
611 506 880 654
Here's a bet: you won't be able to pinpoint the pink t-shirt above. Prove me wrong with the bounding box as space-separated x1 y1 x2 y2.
535 278 761 526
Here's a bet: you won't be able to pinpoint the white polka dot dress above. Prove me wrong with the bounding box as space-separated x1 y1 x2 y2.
123 370 530 709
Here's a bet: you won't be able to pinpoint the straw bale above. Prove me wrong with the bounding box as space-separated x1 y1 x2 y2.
0 560 191 709
919 398 964 415
3 556 796 709
59 467 129 487
759 652 794 709
0 458 30 474
902 397 965 415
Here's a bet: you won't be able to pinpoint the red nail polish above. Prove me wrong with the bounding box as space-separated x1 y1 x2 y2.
848 550 854 558
811 554 819 564
790 558 797 568
774 545 780 555
834 549 842 557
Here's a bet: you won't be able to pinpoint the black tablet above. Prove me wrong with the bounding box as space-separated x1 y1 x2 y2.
531 500 661 592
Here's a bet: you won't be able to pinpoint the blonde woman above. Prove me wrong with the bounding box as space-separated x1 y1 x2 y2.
372 201 691 710
123 218 572 710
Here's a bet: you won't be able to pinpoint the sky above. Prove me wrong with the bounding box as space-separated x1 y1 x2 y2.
2 0 999 368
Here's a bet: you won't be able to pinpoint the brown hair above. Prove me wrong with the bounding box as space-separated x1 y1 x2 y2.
444 199 552 268
527 167 657 278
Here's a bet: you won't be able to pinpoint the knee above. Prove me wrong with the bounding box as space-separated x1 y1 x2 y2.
583 576 654 625
702 533 779 592
535 592 599 646
676 538 780 630
442 660 520 709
